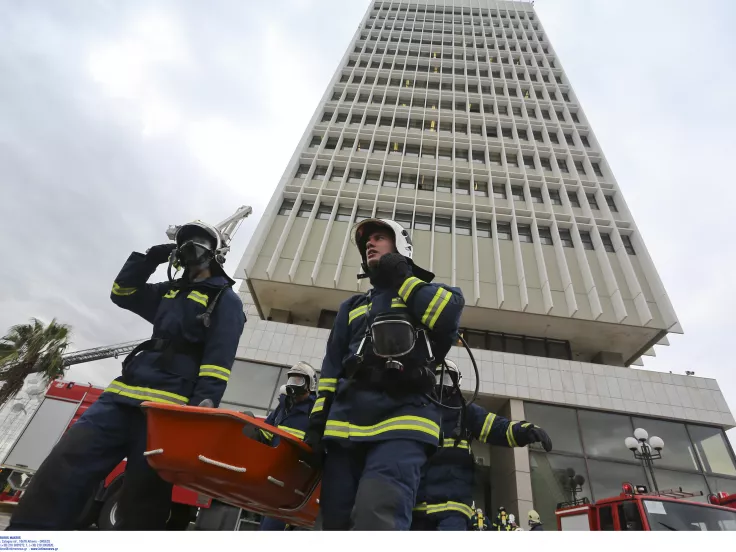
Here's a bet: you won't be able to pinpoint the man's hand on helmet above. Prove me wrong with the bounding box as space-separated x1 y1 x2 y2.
375 252 413 290
146 243 177 265
514 422 553 452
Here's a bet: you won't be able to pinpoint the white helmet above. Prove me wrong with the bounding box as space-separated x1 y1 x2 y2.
509 514 516 524
286 361 316 394
175 221 231 265
279 384 287 396
351 218 434 282
435 358 462 389
528 509 541 524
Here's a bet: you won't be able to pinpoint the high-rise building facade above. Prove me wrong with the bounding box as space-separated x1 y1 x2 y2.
228 0 736 528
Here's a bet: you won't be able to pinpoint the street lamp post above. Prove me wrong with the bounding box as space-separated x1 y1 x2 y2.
625 428 665 494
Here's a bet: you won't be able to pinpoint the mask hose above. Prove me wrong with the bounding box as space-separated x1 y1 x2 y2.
423 333 480 411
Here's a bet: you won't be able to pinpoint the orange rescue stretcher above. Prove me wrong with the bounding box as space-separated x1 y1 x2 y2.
141 403 321 528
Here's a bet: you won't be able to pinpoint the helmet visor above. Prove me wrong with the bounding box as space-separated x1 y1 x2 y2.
371 319 416 357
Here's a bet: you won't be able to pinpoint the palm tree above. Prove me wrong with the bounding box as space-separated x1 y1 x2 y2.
0 318 71 408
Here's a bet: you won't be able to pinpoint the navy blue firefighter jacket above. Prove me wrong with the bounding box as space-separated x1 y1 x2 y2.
414 391 534 520
259 393 316 446
108 251 245 407
308 275 464 447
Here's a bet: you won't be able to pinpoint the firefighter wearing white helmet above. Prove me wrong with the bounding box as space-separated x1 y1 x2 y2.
304 217 467 530
412 358 553 531
10 218 245 531
259 361 317 531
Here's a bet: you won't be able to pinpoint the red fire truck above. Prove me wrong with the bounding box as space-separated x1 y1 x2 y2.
0 380 211 529
555 483 736 531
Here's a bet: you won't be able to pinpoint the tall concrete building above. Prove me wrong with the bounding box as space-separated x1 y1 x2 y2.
227 0 736 528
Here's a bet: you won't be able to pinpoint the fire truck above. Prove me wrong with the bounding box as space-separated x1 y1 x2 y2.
555 483 736 531
0 380 210 530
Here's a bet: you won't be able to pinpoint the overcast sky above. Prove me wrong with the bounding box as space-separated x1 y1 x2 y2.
1 0 735 438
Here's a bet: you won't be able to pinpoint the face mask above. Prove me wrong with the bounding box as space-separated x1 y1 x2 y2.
286 374 307 396
178 240 213 268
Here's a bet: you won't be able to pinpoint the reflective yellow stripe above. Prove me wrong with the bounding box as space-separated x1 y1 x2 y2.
280 426 306 440
318 378 337 392
324 416 440 439
398 276 424 301
421 288 452 329
163 289 180 299
104 381 189 405
391 297 407 308
348 304 370 324
111 283 137 296
423 501 475 518
312 397 326 414
198 369 229 382
187 291 209 307
259 429 274 441
442 439 470 450
428 289 452 329
480 413 496 443
506 422 519 447
413 502 429 512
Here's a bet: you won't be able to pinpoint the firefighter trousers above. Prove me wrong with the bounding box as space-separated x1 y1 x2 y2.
411 512 469 531
259 516 287 531
8 393 172 530
320 439 428 531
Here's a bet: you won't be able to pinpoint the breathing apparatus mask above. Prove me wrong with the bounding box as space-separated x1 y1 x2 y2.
354 312 434 374
169 222 226 282
285 361 316 398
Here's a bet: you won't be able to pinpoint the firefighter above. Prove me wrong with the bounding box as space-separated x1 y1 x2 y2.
258 362 317 531
304 218 465 530
493 506 511 531
471 508 489 531
411 360 552 531
508 513 522 530
528 509 544 531
8 222 245 531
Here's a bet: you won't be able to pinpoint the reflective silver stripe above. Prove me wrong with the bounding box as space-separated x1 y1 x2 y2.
198 368 229 382
480 413 496 443
280 426 306 440
421 288 451 329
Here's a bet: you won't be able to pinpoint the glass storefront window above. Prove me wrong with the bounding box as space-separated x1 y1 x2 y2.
632 417 700 472
652 469 709 503
524 404 583 454
579 410 634 461
586 459 647 501
530 452 590 531
687 425 736 477
706 475 736 496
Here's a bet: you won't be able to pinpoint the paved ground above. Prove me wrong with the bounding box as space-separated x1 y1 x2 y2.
0 512 11 530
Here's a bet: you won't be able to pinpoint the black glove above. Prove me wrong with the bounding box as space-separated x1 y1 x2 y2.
197 398 214 408
514 422 553 452
304 428 326 470
374 252 413 290
145 243 177 265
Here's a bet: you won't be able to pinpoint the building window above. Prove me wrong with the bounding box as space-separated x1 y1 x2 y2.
297 201 314 218
477 220 492 238
321 111 333 122
295 164 310 178
518 224 533 243
373 141 388 153
335 206 353 222
383 172 399 187
523 155 535 169
400 172 416 189
605 196 618 212
472 150 486 164
355 208 372 222
309 135 321 148
395 210 413 228
317 309 338 330
313 166 328 180
435 216 452 233
601 233 615 253
586 193 599 210
336 113 348 123
591 162 603 177
456 218 472 235
487 125 499 138
540 157 552 171
456 180 471 195
574 160 586 175
557 159 569 173
438 148 453 160
325 137 339 150
510 185 525 201
559 228 574 248
418 174 434 191
455 148 469 161
530 188 544 204
579 231 594 250
567 190 581 208
390 142 404 155
414 213 432 231
581 135 591 148
542 109 551 120
278 199 295 216
474 182 489 197
329 167 345 181
405 144 421 157
502 127 513 139
549 189 562 205
565 133 575 146
347 169 363 184
497 222 512 240
493 184 507 199
622 235 636 255
538 226 553 245
316 203 333 220
533 130 544 143
365 171 381 186
437 178 452 193
340 138 355 152
518 129 529 141
556 110 565 122
506 153 519 167
571 112 580 123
